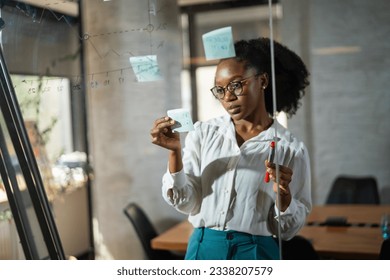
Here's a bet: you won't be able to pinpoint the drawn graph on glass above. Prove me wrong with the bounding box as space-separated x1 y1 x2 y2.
82 0 178 87
5 0 179 91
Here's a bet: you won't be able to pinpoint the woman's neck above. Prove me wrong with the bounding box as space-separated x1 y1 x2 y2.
234 113 273 133
234 116 274 146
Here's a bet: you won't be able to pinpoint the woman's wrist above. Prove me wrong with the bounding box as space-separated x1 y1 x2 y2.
277 193 292 212
168 149 183 173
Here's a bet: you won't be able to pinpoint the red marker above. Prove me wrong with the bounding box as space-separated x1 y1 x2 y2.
264 141 275 183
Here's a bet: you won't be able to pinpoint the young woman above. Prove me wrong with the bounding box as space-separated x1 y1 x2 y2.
150 37 311 260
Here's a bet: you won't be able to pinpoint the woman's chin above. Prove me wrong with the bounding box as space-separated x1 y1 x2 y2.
227 106 241 115
229 111 243 121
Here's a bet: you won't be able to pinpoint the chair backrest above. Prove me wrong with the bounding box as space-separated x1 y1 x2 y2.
123 202 176 260
379 238 390 260
281 235 319 260
326 176 379 204
380 186 390 204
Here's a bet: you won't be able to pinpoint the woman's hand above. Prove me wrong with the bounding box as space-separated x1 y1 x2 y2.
265 160 292 211
150 116 181 152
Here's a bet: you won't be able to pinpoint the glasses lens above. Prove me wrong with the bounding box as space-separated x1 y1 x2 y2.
228 82 243 96
211 86 225 98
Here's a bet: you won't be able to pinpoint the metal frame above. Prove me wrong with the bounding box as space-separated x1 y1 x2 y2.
0 33 65 259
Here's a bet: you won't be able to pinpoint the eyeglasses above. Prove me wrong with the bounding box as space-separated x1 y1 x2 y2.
210 74 259 99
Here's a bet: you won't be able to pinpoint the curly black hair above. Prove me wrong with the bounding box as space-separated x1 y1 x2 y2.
223 37 310 117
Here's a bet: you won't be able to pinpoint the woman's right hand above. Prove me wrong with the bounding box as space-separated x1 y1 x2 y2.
150 116 181 151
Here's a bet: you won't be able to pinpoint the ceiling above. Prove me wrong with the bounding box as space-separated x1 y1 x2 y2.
14 0 245 17
16 0 79 16
178 0 234 5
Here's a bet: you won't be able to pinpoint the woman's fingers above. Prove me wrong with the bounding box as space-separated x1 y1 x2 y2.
151 117 172 134
150 116 180 150
152 117 174 131
265 161 292 187
264 162 292 210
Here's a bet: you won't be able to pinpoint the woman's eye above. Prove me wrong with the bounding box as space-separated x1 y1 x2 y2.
216 88 224 94
230 82 240 90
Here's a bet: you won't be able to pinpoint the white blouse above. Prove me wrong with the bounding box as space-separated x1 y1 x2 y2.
162 115 311 240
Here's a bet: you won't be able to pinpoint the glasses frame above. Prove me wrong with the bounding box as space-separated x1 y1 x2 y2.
210 74 259 100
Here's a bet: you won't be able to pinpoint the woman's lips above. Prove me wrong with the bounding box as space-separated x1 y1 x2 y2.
227 105 240 114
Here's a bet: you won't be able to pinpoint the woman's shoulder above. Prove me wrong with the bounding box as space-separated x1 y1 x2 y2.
190 114 234 140
275 124 307 153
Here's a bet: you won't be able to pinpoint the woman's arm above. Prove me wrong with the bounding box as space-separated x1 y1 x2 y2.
267 145 312 240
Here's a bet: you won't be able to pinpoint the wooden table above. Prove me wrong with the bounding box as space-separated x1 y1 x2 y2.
298 225 383 259
151 219 191 252
151 205 390 259
306 205 390 225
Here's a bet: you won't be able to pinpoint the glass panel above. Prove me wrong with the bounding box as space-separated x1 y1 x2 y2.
12 75 73 195
181 2 283 122
0 0 84 260
0 74 52 259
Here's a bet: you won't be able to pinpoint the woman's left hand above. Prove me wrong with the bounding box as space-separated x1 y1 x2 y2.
265 160 292 211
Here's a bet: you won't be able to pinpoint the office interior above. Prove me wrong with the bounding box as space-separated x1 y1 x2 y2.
0 0 389 260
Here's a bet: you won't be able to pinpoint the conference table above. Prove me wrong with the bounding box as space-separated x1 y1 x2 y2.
151 205 390 259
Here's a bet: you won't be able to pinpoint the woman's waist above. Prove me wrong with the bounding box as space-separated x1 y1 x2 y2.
188 216 272 236
192 227 274 243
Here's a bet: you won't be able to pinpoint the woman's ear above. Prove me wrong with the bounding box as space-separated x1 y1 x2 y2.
260 73 269 89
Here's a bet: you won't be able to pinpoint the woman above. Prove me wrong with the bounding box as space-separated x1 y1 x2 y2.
150 37 311 260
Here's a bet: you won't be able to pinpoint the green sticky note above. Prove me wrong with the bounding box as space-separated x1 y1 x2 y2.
129 55 162 82
167 108 194 133
202 26 236 61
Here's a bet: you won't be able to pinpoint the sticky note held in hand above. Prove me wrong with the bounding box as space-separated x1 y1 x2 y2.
167 108 194 133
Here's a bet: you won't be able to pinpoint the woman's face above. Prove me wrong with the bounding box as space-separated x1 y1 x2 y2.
214 59 267 122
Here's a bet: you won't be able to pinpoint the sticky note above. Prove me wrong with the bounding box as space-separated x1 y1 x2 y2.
202 26 236 61
167 108 194 133
129 55 162 82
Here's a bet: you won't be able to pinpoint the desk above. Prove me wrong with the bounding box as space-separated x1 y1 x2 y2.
151 220 191 252
298 226 383 259
151 205 390 259
307 205 390 225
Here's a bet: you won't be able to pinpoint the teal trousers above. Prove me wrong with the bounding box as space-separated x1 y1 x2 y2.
185 227 280 260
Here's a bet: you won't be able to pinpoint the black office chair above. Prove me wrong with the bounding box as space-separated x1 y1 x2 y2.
280 235 320 260
379 238 390 260
326 176 380 204
123 202 183 260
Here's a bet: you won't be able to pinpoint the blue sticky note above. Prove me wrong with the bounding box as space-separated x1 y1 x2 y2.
167 108 194 133
202 26 236 61
129 55 162 82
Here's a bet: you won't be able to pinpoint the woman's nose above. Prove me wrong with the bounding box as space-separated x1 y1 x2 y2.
222 90 237 102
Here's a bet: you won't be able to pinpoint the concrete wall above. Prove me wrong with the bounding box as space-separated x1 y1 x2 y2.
281 0 390 204
81 0 184 259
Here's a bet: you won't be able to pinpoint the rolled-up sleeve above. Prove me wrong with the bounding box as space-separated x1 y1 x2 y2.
162 168 187 206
